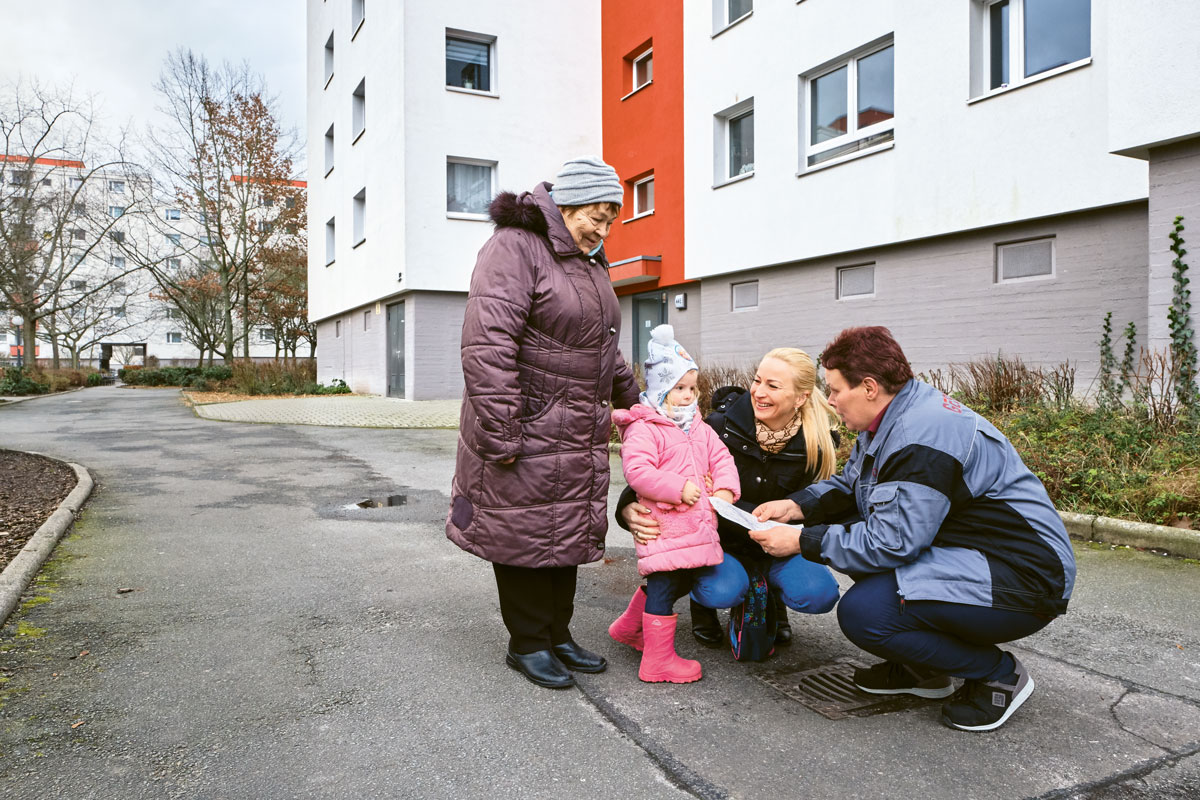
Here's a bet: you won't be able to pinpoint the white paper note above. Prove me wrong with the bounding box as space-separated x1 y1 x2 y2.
710 497 804 532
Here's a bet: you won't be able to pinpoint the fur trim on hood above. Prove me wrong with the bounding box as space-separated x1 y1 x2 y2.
489 191 548 235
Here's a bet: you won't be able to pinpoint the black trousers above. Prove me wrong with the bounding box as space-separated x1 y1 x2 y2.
492 563 578 654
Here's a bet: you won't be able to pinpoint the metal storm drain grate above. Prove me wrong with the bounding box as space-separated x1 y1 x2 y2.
756 661 937 720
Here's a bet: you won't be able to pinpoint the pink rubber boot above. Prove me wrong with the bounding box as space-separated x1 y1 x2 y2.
638 613 702 683
608 587 646 651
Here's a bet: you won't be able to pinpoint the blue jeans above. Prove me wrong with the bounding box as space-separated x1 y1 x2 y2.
686 553 840 614
836 570 1054 682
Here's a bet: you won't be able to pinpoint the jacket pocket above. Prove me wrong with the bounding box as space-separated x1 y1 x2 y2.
867 483 898 516
518 391 560 424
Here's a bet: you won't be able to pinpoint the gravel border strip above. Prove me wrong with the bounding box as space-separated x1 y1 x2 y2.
0 458 94 626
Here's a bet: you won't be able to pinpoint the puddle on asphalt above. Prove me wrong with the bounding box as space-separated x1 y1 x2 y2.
317 487 447 524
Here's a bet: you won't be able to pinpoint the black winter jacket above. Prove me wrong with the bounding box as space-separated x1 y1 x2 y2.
616 385 837 565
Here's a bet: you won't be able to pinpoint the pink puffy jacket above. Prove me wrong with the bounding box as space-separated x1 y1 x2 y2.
612 404 741 576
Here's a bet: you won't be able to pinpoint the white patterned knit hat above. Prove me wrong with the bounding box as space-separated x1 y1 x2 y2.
644 324 698 407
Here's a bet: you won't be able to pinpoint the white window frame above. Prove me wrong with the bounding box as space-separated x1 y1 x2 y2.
836 264 876 300
446 157 496 220
324 124 335 176
166 331 183 344
351 0 365 38
713 0 753 36
446 30 498 96
324 32 335 88
167 258 181 271
632 48 653 93
353 187 366 246
995 236 1056 284
973 0 1092 100
165 208 181 220
801 38 895 173
258 328 275 342
731 280 759 312
111 255 126 269
713 98 754 187
326 217 336 266
167 233 181 246
109 205 125 218
363 310 371 331
108 180 125 193
629 175 654 220
351 78 366 142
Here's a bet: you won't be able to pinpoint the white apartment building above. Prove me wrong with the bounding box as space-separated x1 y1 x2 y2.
2 158 301 370
307 0 1200 399
675 0 1200 387
306 0 603 399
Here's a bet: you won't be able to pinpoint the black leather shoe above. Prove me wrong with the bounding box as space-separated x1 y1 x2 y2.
772 590 793 646
552 640 607 673
505 649 575 689
690 598 724 648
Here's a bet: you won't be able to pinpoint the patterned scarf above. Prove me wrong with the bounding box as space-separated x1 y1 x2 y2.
755 408 802 454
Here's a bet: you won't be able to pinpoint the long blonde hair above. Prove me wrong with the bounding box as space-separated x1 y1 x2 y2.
761 348 839 480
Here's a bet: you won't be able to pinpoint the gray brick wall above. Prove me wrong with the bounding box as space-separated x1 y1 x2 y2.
1148 139 1200 352
697 202 1149 392
410 292 467 400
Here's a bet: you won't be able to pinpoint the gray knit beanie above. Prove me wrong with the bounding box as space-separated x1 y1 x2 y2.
549 155 623 208
644 324 699 407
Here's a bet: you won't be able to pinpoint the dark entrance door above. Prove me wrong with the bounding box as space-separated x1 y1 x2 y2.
386 301 405 398
632 290 667 372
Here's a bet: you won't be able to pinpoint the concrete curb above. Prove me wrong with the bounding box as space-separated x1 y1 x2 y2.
1060 510 1200 559
0 459 94 627
0 386 87 405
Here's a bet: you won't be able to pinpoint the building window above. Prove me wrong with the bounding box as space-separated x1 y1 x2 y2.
108 180 125 193
326 217 336 265
166 331 182 343
167 258 181 271
335 319 342 338
363 310 371 331
109 231 125 244
980 0 1090 93
69 176 85 189
352 78 366 140
72 227 86 240
258 328 275 342
8 170 29 185
447 158 495 217
110 307 126 318
109 205 125 218
70 280 87 290
324 32 335 87
632 48 653 92
353 188 366 245
837 264 876 299
351 0 365 35
631 175 654 217
446 31 494 92
714 99 755 184
167 233 181 245
324 124 335 176
996 237 1055 282
804 40 894 169
166 308 181 319
731 280 758 311
715 0 752 33
165 208 181 220
112 255 126 269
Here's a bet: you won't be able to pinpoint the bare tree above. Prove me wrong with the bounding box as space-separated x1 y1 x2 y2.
0 79 147 367
53 267 156 368
141 49 303 364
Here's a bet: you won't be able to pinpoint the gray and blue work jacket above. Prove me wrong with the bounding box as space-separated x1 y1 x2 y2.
793 379 1076 616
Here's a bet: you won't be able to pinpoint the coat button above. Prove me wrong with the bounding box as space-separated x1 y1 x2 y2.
597 542 605 550
601 400 608 407
589 259 596 265
756 476 763 483
609 326 616 334
742 445 748 450
723 434 729 439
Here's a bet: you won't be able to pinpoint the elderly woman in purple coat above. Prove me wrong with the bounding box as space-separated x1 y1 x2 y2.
446 156 640 690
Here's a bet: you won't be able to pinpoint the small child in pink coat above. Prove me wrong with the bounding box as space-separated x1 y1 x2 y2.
609 325 740 683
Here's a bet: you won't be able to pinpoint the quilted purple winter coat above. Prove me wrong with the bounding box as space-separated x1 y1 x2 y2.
445 182 640 568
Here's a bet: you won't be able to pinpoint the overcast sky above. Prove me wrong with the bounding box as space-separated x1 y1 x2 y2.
1 0 307 171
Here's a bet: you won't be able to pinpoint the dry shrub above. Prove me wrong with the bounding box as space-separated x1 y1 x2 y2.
696 360 758 417
230 359 318 395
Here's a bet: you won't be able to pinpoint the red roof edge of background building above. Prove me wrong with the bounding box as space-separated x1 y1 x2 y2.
231 174 307 188
1 154 86 169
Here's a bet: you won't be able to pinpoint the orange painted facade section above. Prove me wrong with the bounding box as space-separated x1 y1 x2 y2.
0 155 85 169
601 0 688 297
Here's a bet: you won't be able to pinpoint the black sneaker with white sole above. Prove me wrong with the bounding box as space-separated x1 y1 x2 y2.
853 660 955 699
940 653 1035 732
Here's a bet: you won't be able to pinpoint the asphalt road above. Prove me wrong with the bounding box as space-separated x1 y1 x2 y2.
0 386 1198 799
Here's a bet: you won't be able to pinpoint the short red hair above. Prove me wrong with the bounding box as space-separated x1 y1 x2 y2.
820 326 913 394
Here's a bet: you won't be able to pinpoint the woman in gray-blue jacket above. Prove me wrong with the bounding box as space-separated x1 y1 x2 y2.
752 326 1076 733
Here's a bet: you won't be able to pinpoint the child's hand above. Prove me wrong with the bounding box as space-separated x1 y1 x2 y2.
712 489 734 504
681 480 701 505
